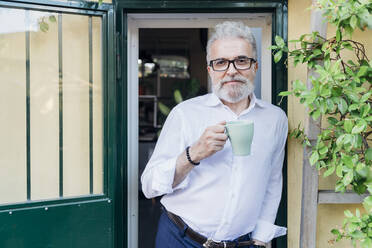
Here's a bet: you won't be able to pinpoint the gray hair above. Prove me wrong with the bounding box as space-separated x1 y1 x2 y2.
206 21 257 63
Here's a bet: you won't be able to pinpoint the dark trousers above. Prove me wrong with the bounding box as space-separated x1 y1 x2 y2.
155 211 256 248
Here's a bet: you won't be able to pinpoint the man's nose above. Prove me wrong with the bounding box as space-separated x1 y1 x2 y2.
226 62 238 76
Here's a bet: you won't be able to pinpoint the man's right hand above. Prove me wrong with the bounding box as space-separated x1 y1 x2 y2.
189 121 228 162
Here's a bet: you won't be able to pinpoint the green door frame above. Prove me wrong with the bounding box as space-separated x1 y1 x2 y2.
116 1 288 248
0 1 120 247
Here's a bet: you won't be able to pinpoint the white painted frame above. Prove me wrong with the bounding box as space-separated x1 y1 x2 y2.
127 13 273 248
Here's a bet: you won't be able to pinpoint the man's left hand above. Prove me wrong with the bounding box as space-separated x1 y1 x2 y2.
252 239 266 246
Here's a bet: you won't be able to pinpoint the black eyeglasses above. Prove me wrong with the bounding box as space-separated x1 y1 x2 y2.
209 56 257 71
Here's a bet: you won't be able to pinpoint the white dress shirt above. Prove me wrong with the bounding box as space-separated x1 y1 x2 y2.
141 93 288 243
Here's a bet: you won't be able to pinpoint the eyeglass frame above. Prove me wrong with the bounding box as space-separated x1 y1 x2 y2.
208 56 257 72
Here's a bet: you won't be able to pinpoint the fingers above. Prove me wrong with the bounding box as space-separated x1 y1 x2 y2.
209 122 226 133
215 133 228 141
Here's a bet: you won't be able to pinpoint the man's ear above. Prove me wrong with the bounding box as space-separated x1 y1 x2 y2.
207 66 212 76
254 62 258 73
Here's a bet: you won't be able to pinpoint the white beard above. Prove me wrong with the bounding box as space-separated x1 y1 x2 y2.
212 75 255 103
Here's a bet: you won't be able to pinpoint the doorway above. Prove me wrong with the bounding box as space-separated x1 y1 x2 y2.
127 13 273 248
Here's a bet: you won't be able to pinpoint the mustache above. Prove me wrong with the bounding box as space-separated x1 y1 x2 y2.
219 76 250 86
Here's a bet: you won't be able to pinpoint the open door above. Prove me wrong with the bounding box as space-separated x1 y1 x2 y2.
0 1 118 247
125 13 278 248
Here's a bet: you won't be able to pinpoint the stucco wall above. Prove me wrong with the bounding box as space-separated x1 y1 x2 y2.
288 0 371 247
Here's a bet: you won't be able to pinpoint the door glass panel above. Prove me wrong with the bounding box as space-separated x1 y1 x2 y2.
62 14 91 197
0 8 27 205
92 16 103 194
0 7 104 205
30 10 60 200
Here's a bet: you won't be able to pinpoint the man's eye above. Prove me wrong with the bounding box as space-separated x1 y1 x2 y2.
236 58 249 64
215 60 227 65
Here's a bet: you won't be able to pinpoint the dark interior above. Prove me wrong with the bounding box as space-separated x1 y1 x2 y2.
138 28 209 248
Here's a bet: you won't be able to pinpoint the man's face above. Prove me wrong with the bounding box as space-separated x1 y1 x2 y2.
207 37 258 103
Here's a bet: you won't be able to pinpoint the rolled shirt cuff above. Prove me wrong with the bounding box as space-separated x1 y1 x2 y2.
151 157 190 194
251 219 287 243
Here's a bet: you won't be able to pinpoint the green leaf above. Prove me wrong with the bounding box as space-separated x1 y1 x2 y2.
311 109 321 120
345 25 353 38
356 208 360 218
344 209 353 218
366 148 372 162
274 50 283 63
173 89 183 104
361 238 372 248
351 120 367 134
320 86 331 98
269 45 278 50
336 181 346 193
356 163 368 178
336 29 342 42
309 151 319 166
357 66 368 77
324 165 335 177
326 99 335 112
39 21 49 33
327 117 339 126
364 196 372 207
279 91 292 96
319 146 328 155
158 102 170 116
345 91 359 103
360 104 370 118
348 104 359 111
342 41 353 51
336 164 343 178
292 79 306 91
331 229 341 236
343 170 354 186
360 92 371 103
341 154 353 168
275 35 285 48
348 223 358 233
49 15 56 23
344 119 353 133
336 134 346 147
350 15 357 29
338 98 348 115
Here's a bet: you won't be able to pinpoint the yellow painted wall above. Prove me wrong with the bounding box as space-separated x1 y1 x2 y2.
288 0 371 247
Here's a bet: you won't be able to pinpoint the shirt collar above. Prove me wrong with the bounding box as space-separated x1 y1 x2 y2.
205 92 265 109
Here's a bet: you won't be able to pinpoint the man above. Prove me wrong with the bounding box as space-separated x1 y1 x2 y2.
141 21 288 248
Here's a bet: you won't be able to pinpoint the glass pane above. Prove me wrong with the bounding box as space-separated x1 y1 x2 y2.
62 14 90 197
0 8 27 204
92 16 103 195
30 11 59 201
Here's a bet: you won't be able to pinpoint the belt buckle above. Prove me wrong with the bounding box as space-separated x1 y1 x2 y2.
203 238 213 248
203 238 228 248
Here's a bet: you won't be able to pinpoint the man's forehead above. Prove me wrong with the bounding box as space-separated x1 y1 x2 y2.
210 37 254 59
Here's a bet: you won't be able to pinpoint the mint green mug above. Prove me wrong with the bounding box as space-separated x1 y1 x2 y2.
225 120 254 156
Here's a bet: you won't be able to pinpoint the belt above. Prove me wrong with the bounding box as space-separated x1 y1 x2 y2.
165 210 265 248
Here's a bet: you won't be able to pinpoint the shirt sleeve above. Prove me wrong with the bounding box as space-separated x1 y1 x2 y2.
252 113 288 243
140 107 190 198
